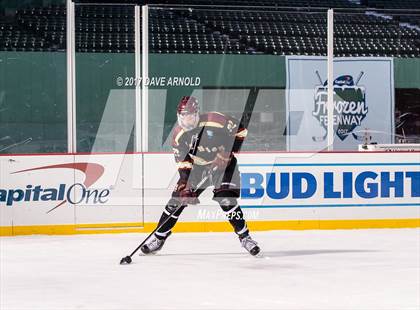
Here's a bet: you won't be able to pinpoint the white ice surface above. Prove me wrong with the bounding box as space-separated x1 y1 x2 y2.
1 229 419 310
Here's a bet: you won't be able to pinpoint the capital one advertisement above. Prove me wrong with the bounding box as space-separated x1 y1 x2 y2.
0 154 143 227
286 56 395 151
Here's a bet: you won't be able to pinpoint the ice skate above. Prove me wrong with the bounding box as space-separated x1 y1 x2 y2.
140 232 170 255
239 234 261 256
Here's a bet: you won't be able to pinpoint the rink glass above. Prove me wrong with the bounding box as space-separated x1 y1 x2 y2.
147 7 328 153
147 6 420 153
0 0 67 154
0 4 419 154
75 3 136 153
333 10 420 149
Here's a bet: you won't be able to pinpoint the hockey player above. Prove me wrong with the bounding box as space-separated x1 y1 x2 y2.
141 96 260 256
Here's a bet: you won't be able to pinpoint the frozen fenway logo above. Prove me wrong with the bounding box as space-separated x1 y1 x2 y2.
0 162 109 212
312 72 368 141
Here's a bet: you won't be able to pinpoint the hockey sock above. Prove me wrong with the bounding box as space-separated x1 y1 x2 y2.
155 204 186 239
219 199 249 237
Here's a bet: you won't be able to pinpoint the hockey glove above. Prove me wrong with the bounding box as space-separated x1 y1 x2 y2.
178 188 200 205
174 182 200 205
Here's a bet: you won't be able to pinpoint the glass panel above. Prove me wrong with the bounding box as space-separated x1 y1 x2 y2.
73 2 142 227
279 9 329 151
147 7 328 152
0 0 67 154
333 9 420 150
75 3 135 153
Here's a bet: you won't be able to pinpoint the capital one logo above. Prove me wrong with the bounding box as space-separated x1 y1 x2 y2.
0 163 110 213
312 72 368 141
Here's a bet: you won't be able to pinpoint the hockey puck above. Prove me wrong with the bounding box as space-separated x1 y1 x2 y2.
120 256 132 265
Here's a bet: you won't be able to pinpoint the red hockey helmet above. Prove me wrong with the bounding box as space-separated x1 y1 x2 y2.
177 96 199 131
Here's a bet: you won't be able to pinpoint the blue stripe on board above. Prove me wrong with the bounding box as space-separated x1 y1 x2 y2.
239 163 420 167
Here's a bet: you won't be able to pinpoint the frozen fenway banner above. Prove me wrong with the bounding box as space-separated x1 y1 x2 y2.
286 56 394 151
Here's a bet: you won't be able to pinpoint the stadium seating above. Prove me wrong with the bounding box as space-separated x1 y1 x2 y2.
364 0 420 10
0 1 419 56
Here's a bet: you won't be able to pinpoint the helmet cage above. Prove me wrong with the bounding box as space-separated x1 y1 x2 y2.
177 110 199 131
177 96 199 131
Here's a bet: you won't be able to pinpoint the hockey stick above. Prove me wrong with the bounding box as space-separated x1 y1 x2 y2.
119 168 214 265
315 70 323 84
0 137 32 152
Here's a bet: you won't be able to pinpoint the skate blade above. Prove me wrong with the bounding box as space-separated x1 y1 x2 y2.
251 248 269 259
139 249 160 256
139 252 157 256
254 251 265 258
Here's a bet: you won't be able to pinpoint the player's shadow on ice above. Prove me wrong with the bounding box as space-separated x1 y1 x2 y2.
157 249 377 257
263 249 378 257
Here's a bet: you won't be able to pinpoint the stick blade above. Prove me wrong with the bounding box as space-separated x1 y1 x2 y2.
120 256 132 265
